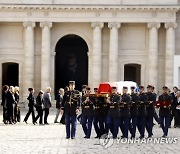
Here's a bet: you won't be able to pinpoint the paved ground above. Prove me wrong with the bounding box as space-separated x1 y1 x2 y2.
0 108 180 154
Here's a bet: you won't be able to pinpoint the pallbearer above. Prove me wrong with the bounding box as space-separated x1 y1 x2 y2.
119 86 130 138
157 86 172 137
93 88 105 138
129 86 139 139
137 86 147 139
81 87 94 139
106 87 120 139
146 85 156 138
61 81 81 139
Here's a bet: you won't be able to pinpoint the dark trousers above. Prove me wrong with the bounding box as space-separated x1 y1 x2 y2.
119 117 129 138
24 107 35 122
129 116 137 138
44 108 49 124
107 116 119 138
170 109 176 126
81 116 93 138
7 105 13 122
137 116 145 138
93 116 105 137
145 116 153 137
65 114 77 138
159 116 170 136
3 107 8 122
35 108 43 124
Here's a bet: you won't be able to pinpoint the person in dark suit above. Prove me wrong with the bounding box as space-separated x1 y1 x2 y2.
43 87 52 125
119 86 131 138
24 88 35 124
170 86 178 128
61 81 81 139
145 85 156 138
1 85 9 124
129 86 139 139
158 86 172 137
81 87 94 139
34 90 44 125
106 87 120 139
14 86 20 123
137 86 147 139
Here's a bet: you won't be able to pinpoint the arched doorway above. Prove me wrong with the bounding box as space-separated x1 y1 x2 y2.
2 62 19 86
55 34 88 93
124 64 141 85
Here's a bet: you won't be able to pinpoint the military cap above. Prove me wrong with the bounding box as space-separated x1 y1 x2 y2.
112 86 117 89
69 81 75 85
147 85 153 88
94 88 98 91
162 86 168 89
86 86 91 90
130 86 135 89
82 85 87 89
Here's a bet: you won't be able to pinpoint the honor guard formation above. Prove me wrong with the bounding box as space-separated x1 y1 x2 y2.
1 81 180 140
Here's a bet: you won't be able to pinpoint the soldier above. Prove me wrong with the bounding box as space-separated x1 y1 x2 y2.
152 86 159 125
119 86 130 138
81 87 94 139
61 81 81 139
137 86 147 139
158 86 172 137
146 85 156 138
93 88 105 138
106 87 120 139
129 86 139 139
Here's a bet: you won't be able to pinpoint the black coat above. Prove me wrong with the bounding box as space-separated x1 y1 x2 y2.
107 94 120 117
27 93 35 108
81 95 94 117
61 90 81 116
138 93 147 116
56 93 63 109
130 93 139 117
146 92 156 117
170 92 177 110
1 91 8 108
7 91 16 108
14 93 19 103
158 93 172 117
120 93 130 117
35 95 43 109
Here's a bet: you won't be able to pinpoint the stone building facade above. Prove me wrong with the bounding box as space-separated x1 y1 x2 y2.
0 0 180 100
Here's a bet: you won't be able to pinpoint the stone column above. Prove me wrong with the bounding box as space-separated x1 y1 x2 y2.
40 22 52 91
108 22 121 82
165 22 177 88
147 22 160 89
91 22 104 88
23 22 35 98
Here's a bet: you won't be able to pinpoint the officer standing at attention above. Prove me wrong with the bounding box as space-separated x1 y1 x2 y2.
81 87 94 139
158 86 172 137
137 86 147 139
129 86 139 139
146 85 156 138
119 86 130 138
106 87 121 139
61 81 81 139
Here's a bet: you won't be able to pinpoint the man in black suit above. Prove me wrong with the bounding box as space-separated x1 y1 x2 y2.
170 86 178 128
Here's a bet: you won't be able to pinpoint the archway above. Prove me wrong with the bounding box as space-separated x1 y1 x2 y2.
2 62 19 86
55 34 88 93
124 64 141 85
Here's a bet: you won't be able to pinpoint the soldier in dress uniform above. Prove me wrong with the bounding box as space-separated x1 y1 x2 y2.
145 85 156 138
129 86 139 139
158 86 172 137
93 88 106 138
119 86 130 138
81 87 94 139
61 81 81 139
137 86 147 139
106 87 121 139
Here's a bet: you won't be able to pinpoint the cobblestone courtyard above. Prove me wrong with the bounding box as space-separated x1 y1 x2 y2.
0 108 180 154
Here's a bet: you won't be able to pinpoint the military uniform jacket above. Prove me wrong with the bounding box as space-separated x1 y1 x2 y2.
146 92 156 117
130 93 139 117
158 93 172 117
93 96 105 117
27 93 35 108
107 94 120 117
138 93 147 116
81 95 95 117
62 90 80 116
120 93 130 117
